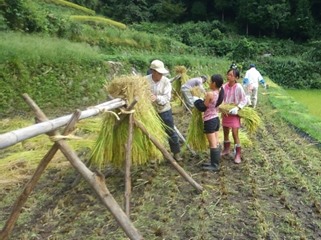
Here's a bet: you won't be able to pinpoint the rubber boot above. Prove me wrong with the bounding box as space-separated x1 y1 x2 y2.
221 141 231 156
202 144 222 166
234 145 241 164
203 148 220 171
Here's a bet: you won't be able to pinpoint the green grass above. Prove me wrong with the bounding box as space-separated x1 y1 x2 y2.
286 89 321 119
267 78 321 143
0 31 102 64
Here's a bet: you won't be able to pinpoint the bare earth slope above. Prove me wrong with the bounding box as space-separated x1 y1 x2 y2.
1 90 321 239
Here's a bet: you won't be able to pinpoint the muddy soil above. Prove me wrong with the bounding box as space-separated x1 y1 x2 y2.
1 91 321 240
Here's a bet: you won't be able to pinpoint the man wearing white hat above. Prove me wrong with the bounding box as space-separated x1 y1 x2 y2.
146 60 182 161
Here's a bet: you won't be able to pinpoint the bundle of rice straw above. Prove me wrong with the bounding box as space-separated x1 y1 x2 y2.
219 104 262 134
171 66 189 104
186 107 208 152
90 75 168 169
185 86 207 151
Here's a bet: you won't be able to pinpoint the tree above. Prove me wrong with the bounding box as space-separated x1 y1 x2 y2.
262 0 290 37
236 0 260 36
291 0 314 40
214 0 235 22
190 1 206 21
100 0 151 24
150 0 186 22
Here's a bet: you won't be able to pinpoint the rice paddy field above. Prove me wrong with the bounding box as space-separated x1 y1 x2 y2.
1 82 321 240
286 89 321 119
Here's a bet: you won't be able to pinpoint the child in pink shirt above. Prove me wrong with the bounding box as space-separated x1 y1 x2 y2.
221 68 247 163
201 74 224 171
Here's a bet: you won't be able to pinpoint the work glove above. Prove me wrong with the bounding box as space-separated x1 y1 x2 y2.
229 107 239 115
264 84 267 89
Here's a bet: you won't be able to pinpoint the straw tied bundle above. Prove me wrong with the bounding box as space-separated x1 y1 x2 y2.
90 75 167 169
219 104 262 134
172 65 188 92
186 86 207 151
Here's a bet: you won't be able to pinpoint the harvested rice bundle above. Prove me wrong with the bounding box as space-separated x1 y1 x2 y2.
186 107 208 152
172 66 189 93
176 65 189 86
185 86 207 151
190 86 205 98
171 66 190 106
219 104 262 134
90 75 168 169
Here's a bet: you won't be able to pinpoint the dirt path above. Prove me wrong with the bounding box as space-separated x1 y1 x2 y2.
1 90 321 239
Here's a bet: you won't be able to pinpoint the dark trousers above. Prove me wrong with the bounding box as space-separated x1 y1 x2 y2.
159 109 180 154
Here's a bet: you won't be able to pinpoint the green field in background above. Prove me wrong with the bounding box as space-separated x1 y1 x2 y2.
286 90 321 119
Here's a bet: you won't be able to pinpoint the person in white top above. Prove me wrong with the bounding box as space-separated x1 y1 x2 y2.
243 64 266 108
146 60 182 161
180 76 207 109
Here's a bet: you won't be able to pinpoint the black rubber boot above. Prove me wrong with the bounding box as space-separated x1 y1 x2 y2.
202 144 222 166
203 147 220 171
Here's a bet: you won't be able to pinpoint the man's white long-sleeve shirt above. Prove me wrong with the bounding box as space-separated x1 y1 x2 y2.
146 74 171 113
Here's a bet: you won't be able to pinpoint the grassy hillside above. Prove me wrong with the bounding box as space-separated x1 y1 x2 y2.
0 30 231 116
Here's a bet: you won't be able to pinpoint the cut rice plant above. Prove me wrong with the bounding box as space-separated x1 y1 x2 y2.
171 65 189 105
190 86 206 98
185 86 208 152
0 134 71 192
175 66 189 85
219 104 262 134
90 75 168 169
186 107 208 152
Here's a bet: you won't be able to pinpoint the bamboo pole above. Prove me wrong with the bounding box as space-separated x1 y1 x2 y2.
0 95 126 149
0 110 81 240
133 117 204 193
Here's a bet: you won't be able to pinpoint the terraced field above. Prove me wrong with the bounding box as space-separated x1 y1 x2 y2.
1 88 321 239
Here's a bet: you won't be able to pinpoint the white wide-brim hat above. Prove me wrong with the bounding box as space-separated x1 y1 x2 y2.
150 60 169 74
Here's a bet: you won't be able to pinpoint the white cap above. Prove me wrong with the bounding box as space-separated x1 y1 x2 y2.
150 60 169 74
